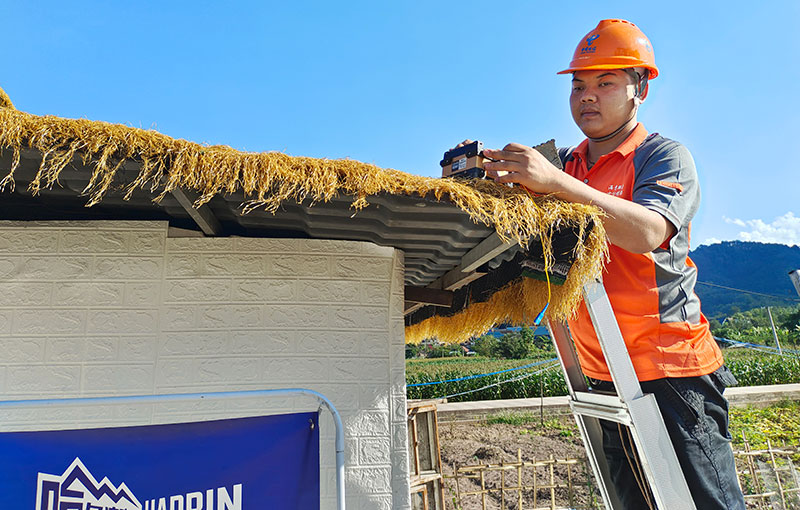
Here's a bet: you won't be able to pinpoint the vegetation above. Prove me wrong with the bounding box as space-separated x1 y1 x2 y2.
690 241 800 320
723 349 800 387
486 412 575 437
407 349 800 402
406 354 564 402
480 401 800 447
709 306 800 386
471 335 499 358
407 347 800 402
406 308 800 402
729 400 800 449
406 342 465 359
407 326 551 360
476 327 551 359
710 305 800 347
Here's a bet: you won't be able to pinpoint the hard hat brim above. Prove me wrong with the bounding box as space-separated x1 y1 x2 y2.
557 63 659 79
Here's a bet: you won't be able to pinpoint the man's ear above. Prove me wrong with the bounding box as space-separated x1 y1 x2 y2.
639 82 650 102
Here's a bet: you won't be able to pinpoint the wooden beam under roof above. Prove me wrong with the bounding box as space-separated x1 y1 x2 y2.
170 188 223 236
459 232 514 273
403 232 518 315
404 286 453 307
403 263 485 315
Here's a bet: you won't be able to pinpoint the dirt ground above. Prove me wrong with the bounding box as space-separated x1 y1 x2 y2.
438 415 600 510
436 415 790 510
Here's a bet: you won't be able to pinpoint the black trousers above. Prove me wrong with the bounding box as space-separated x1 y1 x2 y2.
590 366 746 510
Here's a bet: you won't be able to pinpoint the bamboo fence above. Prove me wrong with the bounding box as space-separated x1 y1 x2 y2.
446 435 800 510
445 449 599 510
736 432 800 510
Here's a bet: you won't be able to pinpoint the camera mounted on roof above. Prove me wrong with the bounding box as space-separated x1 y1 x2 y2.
440 140 562 180
439 141 491 179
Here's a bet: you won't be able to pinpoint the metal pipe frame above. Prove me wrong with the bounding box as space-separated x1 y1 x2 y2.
0 387 346 510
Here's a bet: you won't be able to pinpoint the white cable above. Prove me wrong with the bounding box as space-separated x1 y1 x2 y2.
440 362 561 400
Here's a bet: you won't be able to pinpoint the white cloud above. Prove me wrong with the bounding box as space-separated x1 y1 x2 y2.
721 212 800 246
722 216 746 227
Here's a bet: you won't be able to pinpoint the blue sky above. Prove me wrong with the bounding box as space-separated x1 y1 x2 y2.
2 1 798 248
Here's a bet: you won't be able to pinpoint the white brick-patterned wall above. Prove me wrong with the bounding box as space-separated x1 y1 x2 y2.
0 220 410 510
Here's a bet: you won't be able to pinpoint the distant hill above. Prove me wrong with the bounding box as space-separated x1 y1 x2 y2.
690 241 800 320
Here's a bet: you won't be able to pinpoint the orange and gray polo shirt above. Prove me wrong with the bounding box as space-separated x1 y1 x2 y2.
559 123 723 382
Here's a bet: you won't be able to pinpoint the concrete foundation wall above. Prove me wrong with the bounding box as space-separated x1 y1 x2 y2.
0 220 410 509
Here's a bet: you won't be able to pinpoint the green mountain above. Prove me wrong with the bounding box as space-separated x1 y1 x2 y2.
690 241 800 320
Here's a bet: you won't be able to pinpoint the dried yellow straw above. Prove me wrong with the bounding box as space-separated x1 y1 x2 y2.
0 88 12 110
0 85 608 342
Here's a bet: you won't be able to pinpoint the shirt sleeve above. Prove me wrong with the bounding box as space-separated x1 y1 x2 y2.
557 146 576 169
631 140 700 231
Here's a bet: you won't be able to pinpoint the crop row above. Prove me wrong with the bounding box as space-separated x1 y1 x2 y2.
406 361 565 402
406 350 800 402
725 353 800 387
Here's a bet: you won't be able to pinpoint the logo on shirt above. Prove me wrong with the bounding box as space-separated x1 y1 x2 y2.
656 180 684 192
606 184 625 197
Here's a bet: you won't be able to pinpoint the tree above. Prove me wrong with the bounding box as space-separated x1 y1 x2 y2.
428 343 457 358
712 305 800 347
405 343 424 359
473 335 499 357
498 329 534 359
780 306 800 344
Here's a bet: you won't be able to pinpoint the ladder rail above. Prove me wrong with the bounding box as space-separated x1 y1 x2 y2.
582 281 643 404
547 318 621 510
548 280 697 510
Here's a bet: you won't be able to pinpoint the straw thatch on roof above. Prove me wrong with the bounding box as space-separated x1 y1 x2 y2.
0 88 12 110
0 85 608 341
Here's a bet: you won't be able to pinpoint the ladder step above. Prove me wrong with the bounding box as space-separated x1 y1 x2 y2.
573 390 625 408
569 399 632 426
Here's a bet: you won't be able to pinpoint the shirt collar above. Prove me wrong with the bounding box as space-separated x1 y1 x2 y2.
572 123 649 162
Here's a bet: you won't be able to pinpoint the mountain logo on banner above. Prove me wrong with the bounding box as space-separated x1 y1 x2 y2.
36 457 142 510
34 457 243 510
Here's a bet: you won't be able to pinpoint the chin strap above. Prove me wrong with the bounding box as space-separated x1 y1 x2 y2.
588 121 633 142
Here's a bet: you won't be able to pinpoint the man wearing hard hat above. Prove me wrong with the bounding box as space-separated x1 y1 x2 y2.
482 19 746 509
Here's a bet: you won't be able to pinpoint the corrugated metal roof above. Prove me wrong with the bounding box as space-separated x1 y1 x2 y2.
0 149 519 287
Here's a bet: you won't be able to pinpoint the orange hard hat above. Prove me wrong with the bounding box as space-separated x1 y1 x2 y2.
558 19 659 79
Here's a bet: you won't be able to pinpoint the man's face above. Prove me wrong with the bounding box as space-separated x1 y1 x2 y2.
569 69 637 138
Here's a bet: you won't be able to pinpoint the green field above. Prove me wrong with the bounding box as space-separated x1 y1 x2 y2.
406 348 800 402
730 399 800 449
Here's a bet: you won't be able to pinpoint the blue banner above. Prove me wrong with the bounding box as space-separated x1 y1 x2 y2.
0 412 320 510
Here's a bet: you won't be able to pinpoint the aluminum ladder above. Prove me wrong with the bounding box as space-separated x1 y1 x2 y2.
547 280 696 510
